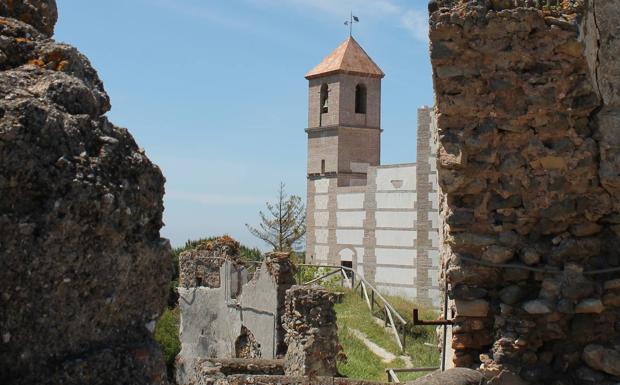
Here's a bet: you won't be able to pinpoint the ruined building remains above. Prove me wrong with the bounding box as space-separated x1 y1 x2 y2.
0 0 170 383
430 0 620 384
175 241 346 385
176 245 294 384
305 37 441 308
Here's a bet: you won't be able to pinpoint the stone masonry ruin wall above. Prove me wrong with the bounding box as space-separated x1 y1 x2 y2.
430 0 620 384
282 285 342 377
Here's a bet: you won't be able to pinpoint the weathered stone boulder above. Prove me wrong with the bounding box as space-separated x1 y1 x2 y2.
0 1 170 383
406 368 486 385
582 344 620 377
0 0 57 37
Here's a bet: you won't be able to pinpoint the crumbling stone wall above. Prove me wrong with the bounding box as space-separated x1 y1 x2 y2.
282 285 342 377
430 1 620 384
176 251 295 385
0 1 170 383
179 236 246 289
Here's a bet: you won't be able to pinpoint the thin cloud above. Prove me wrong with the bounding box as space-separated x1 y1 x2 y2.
274 0 400 15
166 191 267 206
401 9 429 42
146 0 247 29
250 0 428 42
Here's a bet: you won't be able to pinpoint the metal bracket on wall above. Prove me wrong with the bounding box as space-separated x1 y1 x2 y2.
412 308 453 326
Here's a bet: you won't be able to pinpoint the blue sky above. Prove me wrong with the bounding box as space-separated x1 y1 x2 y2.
54 0 433 249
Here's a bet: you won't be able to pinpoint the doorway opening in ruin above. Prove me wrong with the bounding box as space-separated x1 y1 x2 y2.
235 325 261 359
340 260 353 279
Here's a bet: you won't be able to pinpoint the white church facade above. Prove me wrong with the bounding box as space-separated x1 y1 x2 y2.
304 37 441 308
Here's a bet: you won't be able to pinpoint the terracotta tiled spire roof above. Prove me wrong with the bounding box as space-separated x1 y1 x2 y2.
305 37 385 80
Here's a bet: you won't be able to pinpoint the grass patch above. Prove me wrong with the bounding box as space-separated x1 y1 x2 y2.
384 294 441 370
338 325 399 381
334 289 441 382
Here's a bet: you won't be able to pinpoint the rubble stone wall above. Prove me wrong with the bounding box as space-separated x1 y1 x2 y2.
430 0 620 384
0 1 170 383
282 285 341 377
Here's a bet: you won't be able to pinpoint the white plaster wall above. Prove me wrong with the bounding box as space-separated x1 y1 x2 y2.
375 211 417 229
429 288 441 308
428 269 440 287
429 231 439 248
375 248 416 266
336 229 364 245
314 179 330 194
355 247 365 260
429 250 440 266
378 285 417 299
428 192 438 210
376 166 416 191
315 195 328 210
429 210 440 230
376 230 417 247
428 173 438 192
314 245 329 260
337 211 366 228
315 229 328 244
356 264 364 278
314 211 329 227
376 192 416 209
339 248 354 262
375 266 415 285
337 193 365 209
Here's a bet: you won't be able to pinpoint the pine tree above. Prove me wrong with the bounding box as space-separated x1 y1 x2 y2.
246 183 306 252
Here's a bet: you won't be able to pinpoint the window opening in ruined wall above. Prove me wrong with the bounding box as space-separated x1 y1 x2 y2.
321 159 325 174
355 84 366 114
235 325 261 359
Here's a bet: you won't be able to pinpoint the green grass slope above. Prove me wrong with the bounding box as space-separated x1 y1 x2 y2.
335 289 440 382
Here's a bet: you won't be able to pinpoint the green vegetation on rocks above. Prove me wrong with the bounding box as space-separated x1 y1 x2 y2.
154 307 181 375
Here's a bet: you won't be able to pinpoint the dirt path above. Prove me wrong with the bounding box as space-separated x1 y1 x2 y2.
349 327 414 367
350 328 396 363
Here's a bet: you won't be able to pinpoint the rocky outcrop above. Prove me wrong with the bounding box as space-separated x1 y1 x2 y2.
407 368 486 385
0 0 57 37
0 1 170 383
430 0 620 384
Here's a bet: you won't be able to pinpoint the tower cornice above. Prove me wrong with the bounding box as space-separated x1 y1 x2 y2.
305 125 383 133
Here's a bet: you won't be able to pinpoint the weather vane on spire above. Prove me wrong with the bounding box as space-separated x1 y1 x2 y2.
344 11 359 37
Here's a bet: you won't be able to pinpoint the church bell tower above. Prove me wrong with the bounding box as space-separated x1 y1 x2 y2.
305 36 384 187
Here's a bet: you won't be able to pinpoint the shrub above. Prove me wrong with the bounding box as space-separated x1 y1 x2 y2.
154 306 181 377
